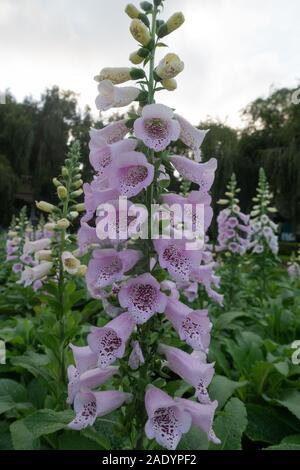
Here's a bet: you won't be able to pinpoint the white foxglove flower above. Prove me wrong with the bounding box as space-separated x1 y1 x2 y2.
21 262 53 287
95 80 140 112
23 238 52 256
174 114 208 162
62 251 81 275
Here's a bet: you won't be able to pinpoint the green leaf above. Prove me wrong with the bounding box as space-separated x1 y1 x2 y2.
0 421 13 449
264 442 300 450
209 398 247 450
273 361 289 376
10 420 40 450
21 409 74 438
0 379 27 403
177 427 209 450
275 390 300 420
214 311 250 330
246 404 300 444
11 352 51 380
58 432 104 450
0 396 15 414
10 409 74 449
282 434 300 445
0 379 28 415
209 375 248 410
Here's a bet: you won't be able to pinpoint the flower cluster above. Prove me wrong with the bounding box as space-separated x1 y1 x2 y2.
287 249 300 280
26 142 87 288
5 208 53 291
216 173 251 255
68 0 220 450
249 168 278 255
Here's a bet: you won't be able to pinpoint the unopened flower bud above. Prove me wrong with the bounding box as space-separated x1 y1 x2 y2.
57 185 68 200
69 211 79 220
57 218 70 229
130 19 151 47
129 47 149 64
125 3 140 18
52 177 61 187
140 1 152 12
162 78 177 91
158 12 185 38
94 67 144 84
61 166 68 177
74 203 85 212
72 179 83 189
217 199 229 205
76 265 87 277
44 222 56 231
268 207 277 213
35 250 52 261
156 53 184 80
36 201 56 213
70 188 83 198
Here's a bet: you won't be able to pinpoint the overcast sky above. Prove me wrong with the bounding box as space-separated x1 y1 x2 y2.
1 0 299 127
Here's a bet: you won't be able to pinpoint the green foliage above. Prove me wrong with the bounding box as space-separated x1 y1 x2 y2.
209 398 248 450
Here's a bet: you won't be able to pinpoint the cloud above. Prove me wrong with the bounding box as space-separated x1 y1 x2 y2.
1 0 299 127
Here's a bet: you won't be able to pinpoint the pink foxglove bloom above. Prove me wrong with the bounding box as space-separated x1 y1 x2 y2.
68 390 132 430
67 365 118 404
83 182 119 222
162 190 213 233
89 120 128 148
128 341 145 370
118 273 167 324
177 280 199 302
23 238 51 256
145 385 192 450
175 398 220 444
159 345 214 403
170 156 217 195
174 113 208 162
164 297 211 352
20 261 53 287
77 221 99 255
288 255 300 279
154 238 203 282
96 80 140 112
86 248 142 292
134 103 180 151
89 138 137 177
107 151 154 198
216 209 251 255
32 279 43 291
12 263 23 273
249 213 278 255
69 344 98 375
160 280 180 300
95 198 136 242
87 312 135 367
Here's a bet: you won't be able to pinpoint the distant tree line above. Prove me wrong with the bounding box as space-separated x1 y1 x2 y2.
0 85 299 233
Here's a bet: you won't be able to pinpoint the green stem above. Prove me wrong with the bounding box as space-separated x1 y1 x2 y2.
56 173 72 401
134 2 158 450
